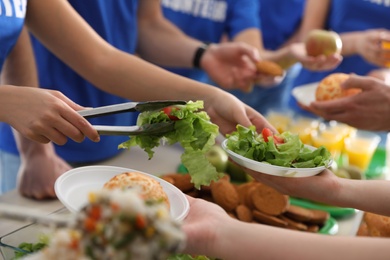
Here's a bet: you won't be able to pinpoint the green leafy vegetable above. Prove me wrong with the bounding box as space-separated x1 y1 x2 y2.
167 254 213 260
119 100 223 188
226 125 332 168
13 235 49 259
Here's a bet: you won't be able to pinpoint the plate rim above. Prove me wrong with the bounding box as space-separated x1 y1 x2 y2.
54 165 190 221
291 82 319 107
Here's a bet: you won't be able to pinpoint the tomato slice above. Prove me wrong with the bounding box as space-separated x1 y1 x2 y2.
262 127 284 144
162 107 179 121
261 128 273 142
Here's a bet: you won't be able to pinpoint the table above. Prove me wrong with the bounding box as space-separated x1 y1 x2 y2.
0 144 366 238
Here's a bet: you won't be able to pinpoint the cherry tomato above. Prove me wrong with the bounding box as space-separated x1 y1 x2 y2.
162 107 179 121
261 128 273 142
261 127 284 144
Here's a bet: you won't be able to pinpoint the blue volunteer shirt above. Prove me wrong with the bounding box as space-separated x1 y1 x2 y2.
290 0 390 116
0 0 140 162
0 0 26 70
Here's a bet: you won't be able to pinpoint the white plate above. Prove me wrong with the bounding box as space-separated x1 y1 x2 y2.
221 139 331 177
54 165 189 221
291 82 319 107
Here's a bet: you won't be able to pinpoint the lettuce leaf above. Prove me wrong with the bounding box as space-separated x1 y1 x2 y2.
118 100 223 188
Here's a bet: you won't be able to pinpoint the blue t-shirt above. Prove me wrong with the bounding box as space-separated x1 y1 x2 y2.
290 0 390 116
227 0 305 114
0 0 26 70
161 0 260 83
0 0 139 162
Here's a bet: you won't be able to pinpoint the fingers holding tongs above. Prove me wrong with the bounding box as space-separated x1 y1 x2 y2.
78 100 187 136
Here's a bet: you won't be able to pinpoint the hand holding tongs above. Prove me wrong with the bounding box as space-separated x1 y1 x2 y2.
78 100 186 136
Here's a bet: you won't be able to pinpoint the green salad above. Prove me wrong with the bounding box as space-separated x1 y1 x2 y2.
119 100 223 188
226 125 331 168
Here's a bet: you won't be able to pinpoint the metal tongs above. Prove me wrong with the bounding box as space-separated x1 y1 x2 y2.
78 100 186 136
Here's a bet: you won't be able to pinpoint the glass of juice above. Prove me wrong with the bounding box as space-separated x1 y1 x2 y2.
266 110 292 133
344 130 381 174
288 117 319 145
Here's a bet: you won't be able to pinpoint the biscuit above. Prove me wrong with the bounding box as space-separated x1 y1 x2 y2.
279 215 308 231
284 205 314 222
210 179 239 212
251 183 289 216
364 212 390 237
256 60 284 76
253 210 288 228
162 173 194 193
309 209 330 225
315 73 361 101
235 204 253 223
103 171 170 208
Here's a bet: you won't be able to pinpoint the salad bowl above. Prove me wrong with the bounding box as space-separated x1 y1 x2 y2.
221 139 332 177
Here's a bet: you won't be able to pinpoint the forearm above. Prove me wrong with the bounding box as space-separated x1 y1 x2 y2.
335 178 390 216
137 15 200 67
212 219 389 260
340 32 365 56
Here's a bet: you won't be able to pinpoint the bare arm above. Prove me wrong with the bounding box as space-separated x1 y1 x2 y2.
183 196 390 260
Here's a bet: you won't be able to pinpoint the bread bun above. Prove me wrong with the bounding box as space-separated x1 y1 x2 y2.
315 73 361 101
256 60 284 76
103 171 170 208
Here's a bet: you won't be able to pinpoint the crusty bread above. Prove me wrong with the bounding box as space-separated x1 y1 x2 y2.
363 212 390 237
315 73 361 101
256 60 284 76
103 172 170 209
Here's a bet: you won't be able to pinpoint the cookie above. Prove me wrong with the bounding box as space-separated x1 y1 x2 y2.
256 60 284 76
364 212 390 237
279 215 308 231
235 204 253 223
251 183 289 216
252 210 288 228
210 179 239 212
162 173 194 193
284 205 314 222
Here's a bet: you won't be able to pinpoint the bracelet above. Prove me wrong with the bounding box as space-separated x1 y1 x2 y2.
193 42 211 68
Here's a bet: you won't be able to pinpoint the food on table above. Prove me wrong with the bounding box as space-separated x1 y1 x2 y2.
103 171 170 209
358 212 390 237
118 100 223 189
169 173 330 232
305 29 342 57
315 73 361 101
255 60 284 76
225 125 332 168
22 189 185 260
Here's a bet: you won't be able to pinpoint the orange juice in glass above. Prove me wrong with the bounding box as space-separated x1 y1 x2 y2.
266 110 292 133
344 130 380 173
288 117 319 145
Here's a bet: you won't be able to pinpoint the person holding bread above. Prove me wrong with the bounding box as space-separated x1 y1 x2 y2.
181 162 390 259
289 0 390 118
161 0 342 114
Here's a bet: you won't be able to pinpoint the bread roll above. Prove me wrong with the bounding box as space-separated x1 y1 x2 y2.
103 171 170 208
315 73 361 101
256 60 284 76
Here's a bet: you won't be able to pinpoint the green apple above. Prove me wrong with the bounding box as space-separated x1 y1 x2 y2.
305 29 342 57
205 145 228 173
226 161 247 182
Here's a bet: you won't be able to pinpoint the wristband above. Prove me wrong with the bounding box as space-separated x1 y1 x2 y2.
193 42 211 68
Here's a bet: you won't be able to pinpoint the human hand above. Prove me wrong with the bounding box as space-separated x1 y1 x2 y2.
288 42 342 71
243 168 341 204
308 75 390 131
2 87 99 145
355 29 390 67
181 195 234 256
201 42 259 92
17 142 72 199
203 88 277 135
